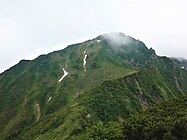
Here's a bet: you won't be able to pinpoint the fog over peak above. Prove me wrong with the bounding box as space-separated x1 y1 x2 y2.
102 32 130 46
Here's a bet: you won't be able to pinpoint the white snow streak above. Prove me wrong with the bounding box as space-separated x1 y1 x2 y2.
47 96 52 102
83 51 87 66
97 40 101 43
58 68 68 83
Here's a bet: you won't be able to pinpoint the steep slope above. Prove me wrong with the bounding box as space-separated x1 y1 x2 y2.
81 93 187 140
13 69 187 140
171 57 187 70
83 69 185 121
0 33 136 138
122 93 187 140
0 32 187 140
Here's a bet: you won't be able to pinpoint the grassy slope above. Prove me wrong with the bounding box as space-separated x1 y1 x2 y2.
0 34 187 139
82 69 183 122
122 93 187 140
12 69 186 140
77 94 187 140
0 38 136 139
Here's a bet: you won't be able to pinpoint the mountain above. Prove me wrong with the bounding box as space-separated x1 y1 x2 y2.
85 93 187 140
171 57 187 70
0 32 187 140
122 93 187 140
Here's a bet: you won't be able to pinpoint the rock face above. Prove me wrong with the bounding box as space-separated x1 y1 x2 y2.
0 32 187 140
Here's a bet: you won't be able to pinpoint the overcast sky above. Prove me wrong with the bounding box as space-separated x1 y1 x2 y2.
0 0 187 73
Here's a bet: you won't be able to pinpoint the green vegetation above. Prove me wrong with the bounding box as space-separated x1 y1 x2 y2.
82 94 187 140
171 57 187 70
83 69 182 122
123 94 187 140
0 33 187 139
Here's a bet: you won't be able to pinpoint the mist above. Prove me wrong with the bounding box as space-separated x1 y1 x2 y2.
102 32 130 46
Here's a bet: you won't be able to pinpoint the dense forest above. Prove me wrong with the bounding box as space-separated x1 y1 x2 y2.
81 94 187 140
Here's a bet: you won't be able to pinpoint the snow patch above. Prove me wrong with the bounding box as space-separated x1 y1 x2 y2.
83 51 88 66
97 40 101 43
47 96 52 102
59 68 68 83
181 66 185 69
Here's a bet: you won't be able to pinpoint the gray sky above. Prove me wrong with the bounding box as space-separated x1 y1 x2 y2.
0 0 187 73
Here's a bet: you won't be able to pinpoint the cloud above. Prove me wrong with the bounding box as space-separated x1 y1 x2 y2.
102 32 129 46
0 0 187 73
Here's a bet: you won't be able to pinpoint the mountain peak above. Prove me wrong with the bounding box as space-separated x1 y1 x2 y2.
96 32 137 47
102 32 126 37
1 32 187 140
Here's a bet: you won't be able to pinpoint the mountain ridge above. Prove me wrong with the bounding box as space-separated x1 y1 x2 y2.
0 32 187 140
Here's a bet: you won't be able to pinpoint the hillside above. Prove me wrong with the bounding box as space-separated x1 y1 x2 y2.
122 93 187 140
171 57 187 70
78 93 187 140
0 32 187 140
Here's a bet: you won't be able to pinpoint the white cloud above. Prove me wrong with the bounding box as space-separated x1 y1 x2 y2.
0 0 187 73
